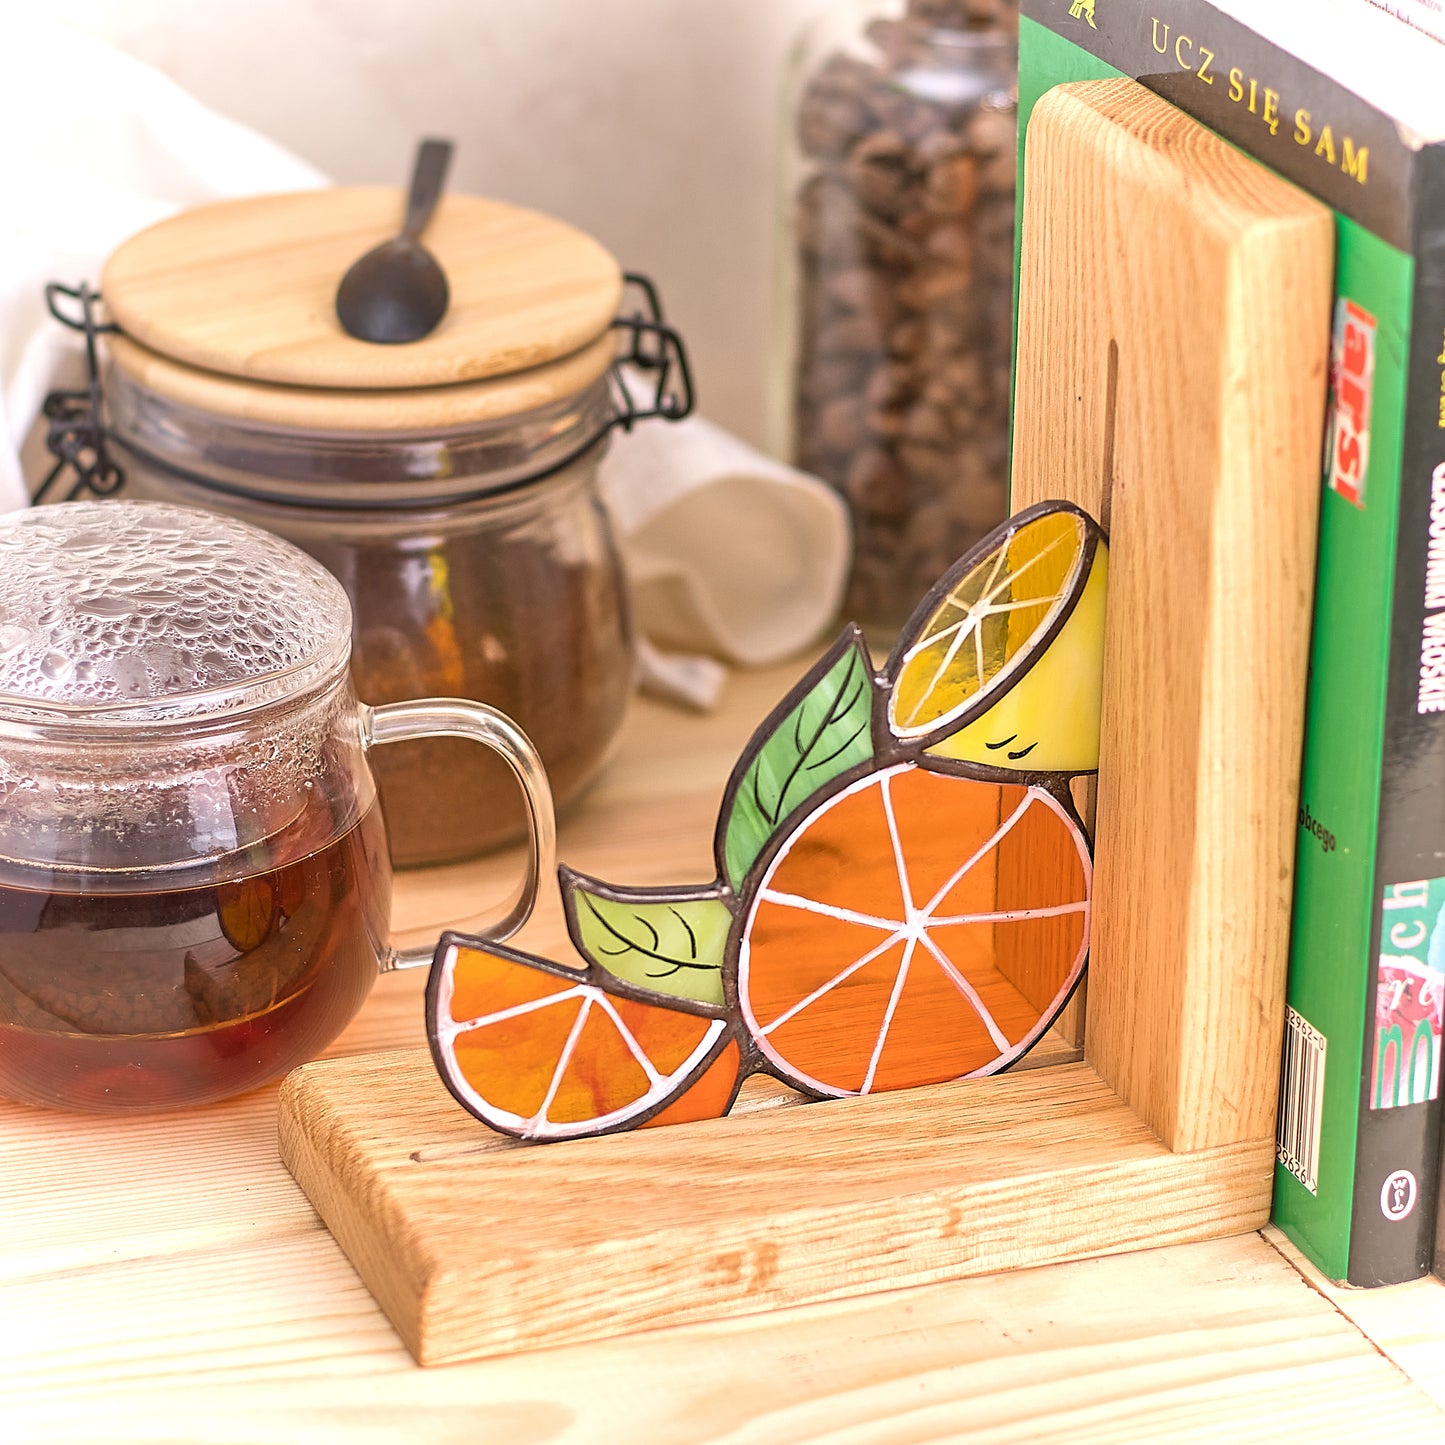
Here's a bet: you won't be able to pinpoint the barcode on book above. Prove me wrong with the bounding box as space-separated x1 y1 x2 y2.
1277 1007 1327 1193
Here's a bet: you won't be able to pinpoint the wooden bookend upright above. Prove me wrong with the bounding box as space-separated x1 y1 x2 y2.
1011 79 1333 1151
277 80 1334 1367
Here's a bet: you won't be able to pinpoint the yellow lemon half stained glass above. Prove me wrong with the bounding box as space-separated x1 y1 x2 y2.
887 506 1090 742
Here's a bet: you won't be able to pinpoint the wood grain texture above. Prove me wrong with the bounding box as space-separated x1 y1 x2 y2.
101 188 623 390
1011 81 1334 1152
107 329 617 432
1 659 1442 1436
1265 1226 1445 1414
4 1230 1442 1443
279 1051 1272 1366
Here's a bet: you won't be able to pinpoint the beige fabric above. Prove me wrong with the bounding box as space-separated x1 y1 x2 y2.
601 414 851 668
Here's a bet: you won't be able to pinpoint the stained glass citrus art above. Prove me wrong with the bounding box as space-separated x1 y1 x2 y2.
427 500 1110 1142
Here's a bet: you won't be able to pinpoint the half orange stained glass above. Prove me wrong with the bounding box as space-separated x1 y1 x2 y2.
430 942 732 1141
738 764 1089 1097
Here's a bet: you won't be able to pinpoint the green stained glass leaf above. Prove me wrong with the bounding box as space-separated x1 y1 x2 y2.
718 629 875 890
563 873 730 1007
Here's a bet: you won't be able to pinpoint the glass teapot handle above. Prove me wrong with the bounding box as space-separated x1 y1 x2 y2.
361 699 556 972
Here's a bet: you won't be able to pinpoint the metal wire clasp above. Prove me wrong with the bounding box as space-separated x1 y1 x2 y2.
609 273 695 433
31 271 693 508
33 282 125 504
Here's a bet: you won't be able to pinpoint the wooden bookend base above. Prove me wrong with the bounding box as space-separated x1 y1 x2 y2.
278 80 1331 1367
279 1051 1270 1366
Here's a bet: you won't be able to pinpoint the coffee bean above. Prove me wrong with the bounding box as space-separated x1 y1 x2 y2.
903 401 953 447
799 92 869 161
925 222 974 267
847 131 914 218
818 395 869 454
979 146 1017 193
964 107 1016 156
924 155 979 215
803 358 868 408
791 11 1016 626
889 316 927 359
846 448 911 521
816 313 885 357
864 361 914 411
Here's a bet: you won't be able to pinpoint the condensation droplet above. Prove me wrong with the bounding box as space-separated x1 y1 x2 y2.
0 502 349 716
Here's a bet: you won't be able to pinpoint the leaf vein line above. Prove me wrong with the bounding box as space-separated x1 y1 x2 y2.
580 893 705 971
767 656 863 825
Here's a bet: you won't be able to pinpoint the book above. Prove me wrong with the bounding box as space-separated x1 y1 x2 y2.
1018 0 1445 1285
1362 0 1445 46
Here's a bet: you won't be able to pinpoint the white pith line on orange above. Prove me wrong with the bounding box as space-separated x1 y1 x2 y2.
921 791 1035 918
758 928 908 1037
917 931 1012 1053
529 995 592 1129
756 890 902 932
593 992 665 1088
435 948 730 1135
928 900 1089 927
440 982 587 1041
881 770 914 914
897 526 1075 729
861 934 917 1095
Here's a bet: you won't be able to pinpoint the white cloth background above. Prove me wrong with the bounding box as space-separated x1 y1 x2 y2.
0 19 850 695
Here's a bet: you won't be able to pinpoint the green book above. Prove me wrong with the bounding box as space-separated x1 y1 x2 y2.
1018 0 1445 1284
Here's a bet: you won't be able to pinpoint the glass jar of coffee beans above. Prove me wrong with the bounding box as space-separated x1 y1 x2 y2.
776 0 1018 630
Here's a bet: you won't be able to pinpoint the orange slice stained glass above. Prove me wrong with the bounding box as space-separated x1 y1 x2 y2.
426 499 1106 1143
737 765 1090 1097
430 942 731 1141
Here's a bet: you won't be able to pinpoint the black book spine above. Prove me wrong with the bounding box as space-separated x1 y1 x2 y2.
1349 139 1445 1287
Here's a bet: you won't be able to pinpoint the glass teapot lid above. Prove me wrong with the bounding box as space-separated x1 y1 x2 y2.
0 501 351 727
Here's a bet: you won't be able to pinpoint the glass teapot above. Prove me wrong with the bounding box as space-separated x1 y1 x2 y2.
0 501 554 1113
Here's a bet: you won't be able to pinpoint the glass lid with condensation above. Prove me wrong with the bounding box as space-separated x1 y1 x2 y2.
0 501 352 726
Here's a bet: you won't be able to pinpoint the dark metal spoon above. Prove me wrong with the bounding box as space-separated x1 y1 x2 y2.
336 138 454 344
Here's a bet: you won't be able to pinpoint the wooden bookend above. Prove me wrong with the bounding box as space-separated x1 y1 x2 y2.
1010 79 1333 1151
278 80 1333 1366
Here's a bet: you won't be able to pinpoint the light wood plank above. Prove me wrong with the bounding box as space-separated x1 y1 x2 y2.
1012 81 1333 1152
280 1050 1271 1365
0 657 1441 1434
1266 1225 1445 1414
2 1230 1440 1443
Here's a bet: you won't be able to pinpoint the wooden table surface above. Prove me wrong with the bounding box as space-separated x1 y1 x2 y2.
5 661 1445 1443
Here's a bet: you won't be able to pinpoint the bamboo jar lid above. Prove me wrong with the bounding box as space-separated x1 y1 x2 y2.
101 187 624 427
106 331 618 433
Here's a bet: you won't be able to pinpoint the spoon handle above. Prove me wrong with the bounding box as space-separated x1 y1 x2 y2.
402 138 454 241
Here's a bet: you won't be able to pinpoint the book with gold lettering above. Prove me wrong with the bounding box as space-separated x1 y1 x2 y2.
1020 0 1445 1284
